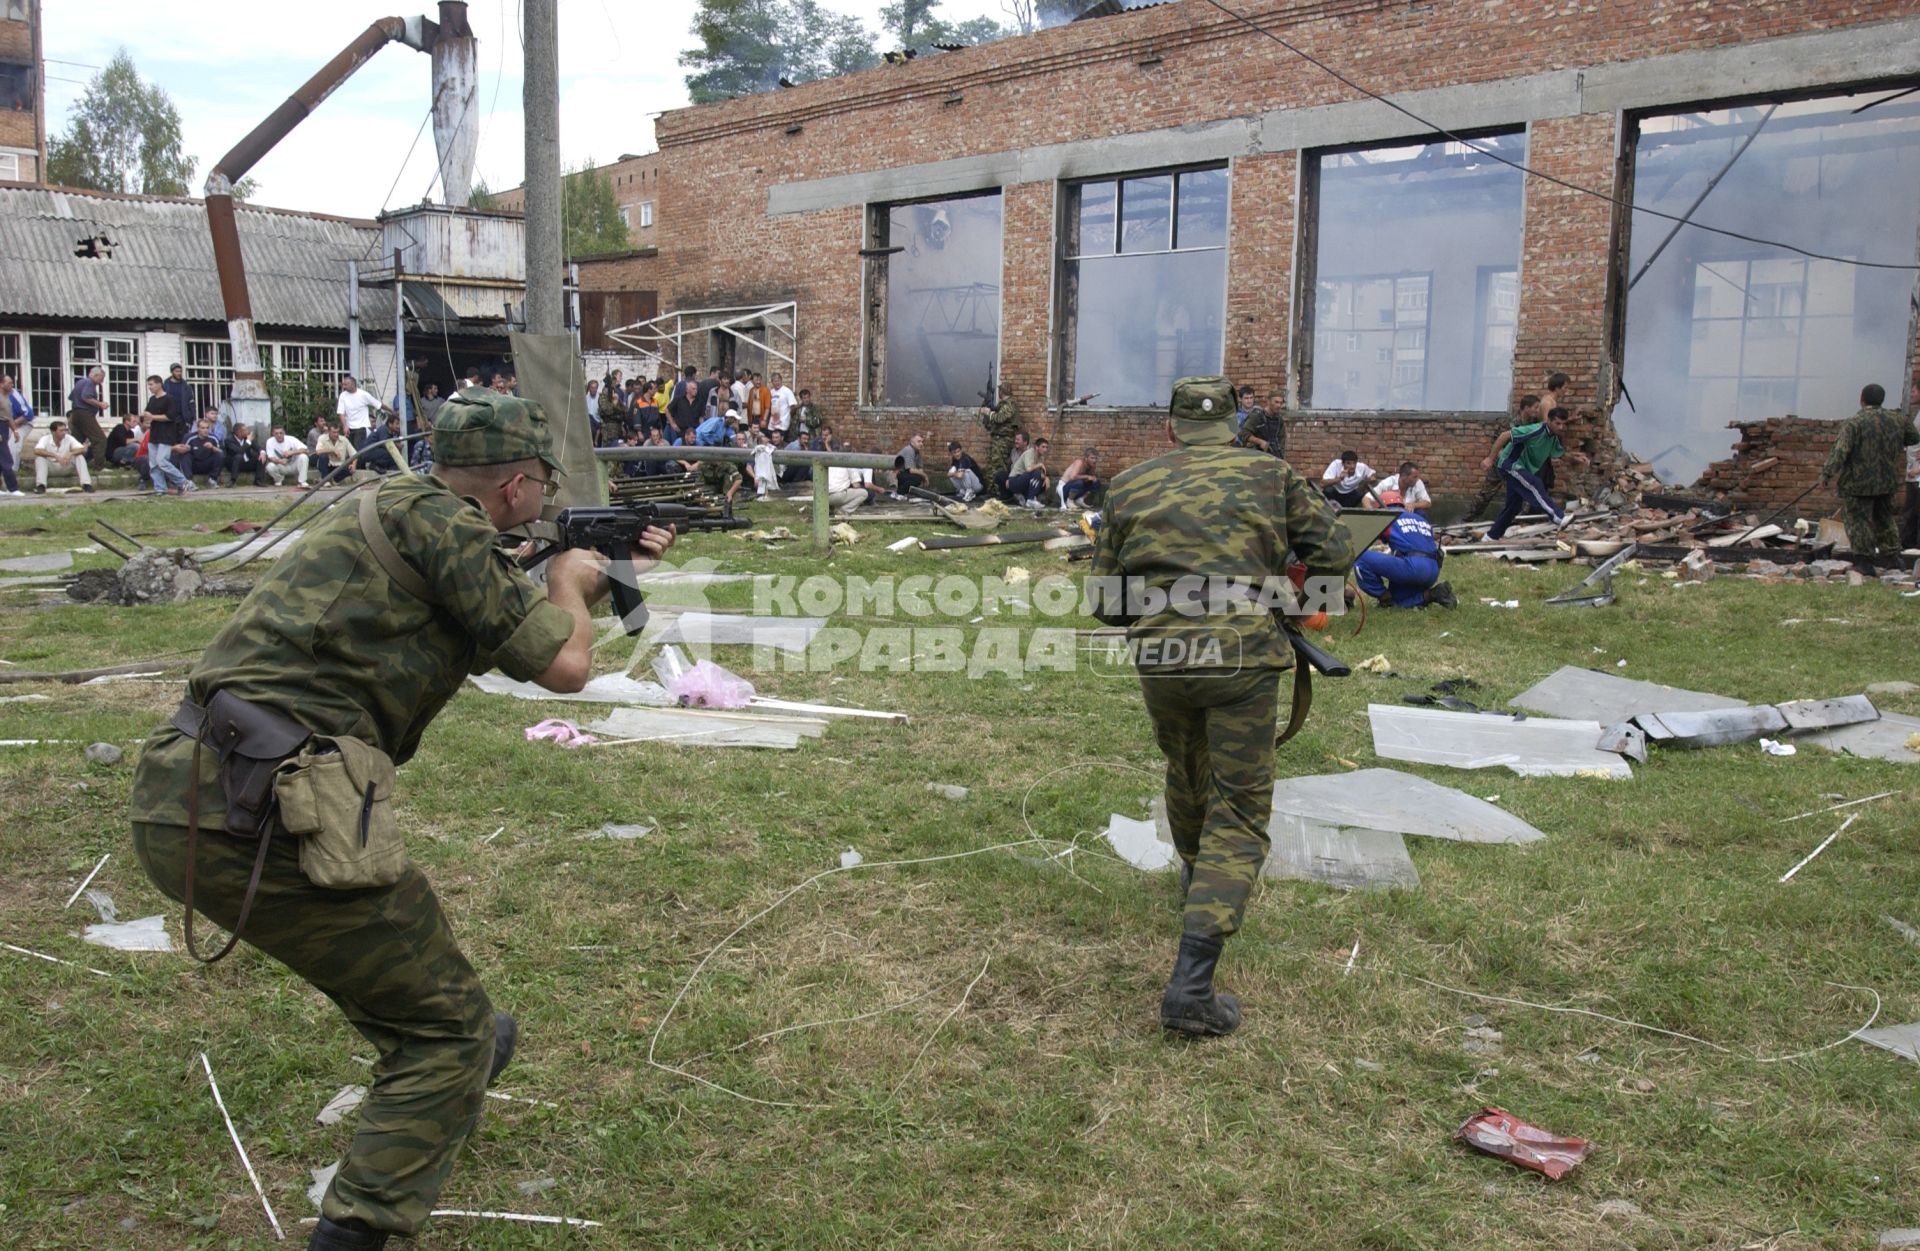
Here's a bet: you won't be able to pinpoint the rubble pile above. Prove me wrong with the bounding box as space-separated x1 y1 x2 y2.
67 549 251 606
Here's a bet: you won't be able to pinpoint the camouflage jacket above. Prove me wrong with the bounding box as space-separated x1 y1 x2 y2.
1088 445 1353 672
129 475 576 827
983 399 1019 442
1240 406 1287 460
1823 406 1920 496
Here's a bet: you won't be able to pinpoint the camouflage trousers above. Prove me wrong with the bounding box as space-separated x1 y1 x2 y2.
984 437 1016 495
1140 667 1281 940
132 821 494 1236
1841 492 1899 558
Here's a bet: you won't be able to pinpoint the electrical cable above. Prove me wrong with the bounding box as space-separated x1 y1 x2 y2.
1194 0 1920 271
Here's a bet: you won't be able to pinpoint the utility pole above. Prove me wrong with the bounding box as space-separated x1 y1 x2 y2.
522 0 563 335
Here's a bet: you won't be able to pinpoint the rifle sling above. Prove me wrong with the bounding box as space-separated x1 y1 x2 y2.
358 488 432 600
1274 658 1313 748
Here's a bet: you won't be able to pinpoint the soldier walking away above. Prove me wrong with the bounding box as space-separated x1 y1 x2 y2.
1089 375 1353 1038
1822 382 1919 569
127 391 675 1251
980 383 1019 498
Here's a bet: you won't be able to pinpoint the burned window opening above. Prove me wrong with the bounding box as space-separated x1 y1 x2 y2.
864 191 1003 408
1301 131 1526 413
1060 164 1228 408
1619 89 1920 484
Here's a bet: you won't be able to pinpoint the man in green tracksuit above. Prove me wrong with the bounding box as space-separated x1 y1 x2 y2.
129 392 676 1250
1822 382 1918 566
1088 376 1352 1037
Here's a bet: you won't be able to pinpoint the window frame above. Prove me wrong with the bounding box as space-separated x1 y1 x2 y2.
1055 161 1231 406
1294 127 1528 415
860 188 1006 409
639 201 654 229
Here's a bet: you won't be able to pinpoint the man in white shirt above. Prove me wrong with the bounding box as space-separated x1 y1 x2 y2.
1320 451 1376 508
264 424 310 487
32 419 94 492
1367 461 1431 512
769 373 795 439
336 375 384 450
825 463 880 514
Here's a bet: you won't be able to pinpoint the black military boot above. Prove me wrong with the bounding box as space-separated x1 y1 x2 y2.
489 1010 518 1086
307 1216 388 1250
1424 581 1457 610
1160 933 1241 1037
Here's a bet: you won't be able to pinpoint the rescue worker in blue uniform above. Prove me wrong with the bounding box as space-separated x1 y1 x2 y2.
1354 495 1454 609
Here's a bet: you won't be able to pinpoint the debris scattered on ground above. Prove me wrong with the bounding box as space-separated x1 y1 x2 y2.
1758 738 1797 757
585 705 821 750
1358 654 1393 674
82 889 115 923
829 522 860 545
743 526 797 543
926 783 969 800
2 939 114 978
62 852 109 908
839 847 863 869
661 657 756 710
1456 1106 1592 1180
1103 812 1175 871
1883 916 1920 947
425 1210 603 1230
650 609 826 655
68 548 250 605
1269 769 1545 845
1462 1026 1504 1057
200 1051 283 1240
83 742 123 765
1855 1022 1920 1064
1370 704 1632 779
580 823 652 841
316 1086 367 1126
0 660 191 687
1480 599 1520 609
469 671 670 705
1261 812 1421 891
308 1161 340 1210
524 718 598 749
886 536 920 553
1779 813 1858 882
81 914 171 951
1867 681 1918 696
0 693 50 703
1595 1199 1643 1221
515 1176 558 1197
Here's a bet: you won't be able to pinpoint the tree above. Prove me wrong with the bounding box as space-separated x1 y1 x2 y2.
881 0 1008 50
231 177 261 203
45 50 197 196
1002 0 1083 34
562 161 630 256
467 178 496 211
682 0 879 104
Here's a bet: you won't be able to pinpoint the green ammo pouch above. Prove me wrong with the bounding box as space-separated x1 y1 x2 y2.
275 735 407 889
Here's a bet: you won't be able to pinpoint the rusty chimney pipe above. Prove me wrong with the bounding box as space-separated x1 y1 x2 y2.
204 15 438 430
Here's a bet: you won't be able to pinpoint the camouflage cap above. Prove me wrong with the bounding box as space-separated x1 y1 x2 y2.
430 389 565 476
1168 375 1237 446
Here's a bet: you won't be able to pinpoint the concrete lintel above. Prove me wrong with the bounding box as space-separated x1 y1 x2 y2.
766 17 1920 216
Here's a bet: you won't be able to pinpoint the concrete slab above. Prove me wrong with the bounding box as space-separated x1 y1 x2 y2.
1369 704 1632 779
1857 1022 1920 1063
1776 695 1880 732
1510 666 1743 724
1268 769 1546 845
1263 813 1420 892
1798 712 1920 764
0 551 72 573
1635 705 1790 749
584 706 818 749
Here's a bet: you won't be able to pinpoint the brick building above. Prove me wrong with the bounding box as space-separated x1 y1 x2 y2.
0 0 45 184
636 0 1920 505
492 152 663 350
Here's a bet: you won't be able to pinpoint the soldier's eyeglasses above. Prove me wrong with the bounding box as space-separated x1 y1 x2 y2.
518 471 558 500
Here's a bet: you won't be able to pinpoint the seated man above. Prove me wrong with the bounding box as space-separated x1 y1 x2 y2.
1355 498 1453 609
895 433 928 496
1365 461 1431 512
1321 451 1375 508
944 441 983 502
359 416 407 474
1059 446 1101 505
105 414 141 472
224 423 268 486
264 424 311 488
699 454 742 506
825 462 882 514
311 417 351 483
185 418 226 486
778 432 811 485
1006 436 1051 508
32 419 95 493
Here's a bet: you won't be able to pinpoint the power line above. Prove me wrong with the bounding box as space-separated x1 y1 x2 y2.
1195 0 1920 272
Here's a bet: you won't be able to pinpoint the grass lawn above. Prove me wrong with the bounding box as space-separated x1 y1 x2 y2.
1 492 1917 1250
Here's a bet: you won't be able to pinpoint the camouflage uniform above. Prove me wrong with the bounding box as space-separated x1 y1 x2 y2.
1239 405 1287 462
129 392 574 1239
1822 405 1919 558
981 396 1020 495
699 458 741 501
1090 379 1352 943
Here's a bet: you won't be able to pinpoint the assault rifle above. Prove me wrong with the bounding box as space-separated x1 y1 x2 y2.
522 501 752 635
977 364 998 418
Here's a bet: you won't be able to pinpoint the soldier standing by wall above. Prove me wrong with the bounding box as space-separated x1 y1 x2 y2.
1088 375 1352 1037
127 391 675 1251
1822 382 1919 568
980 383 1020 498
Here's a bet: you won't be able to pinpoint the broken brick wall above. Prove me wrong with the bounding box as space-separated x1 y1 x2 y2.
1695 418 1843 519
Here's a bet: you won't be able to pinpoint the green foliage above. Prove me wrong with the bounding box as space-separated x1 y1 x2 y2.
45 50 196 196
230 176 261 203
881 0 1009 50
682 0 879 103
467 177 496 210
562 160 631 257
260 361 332 440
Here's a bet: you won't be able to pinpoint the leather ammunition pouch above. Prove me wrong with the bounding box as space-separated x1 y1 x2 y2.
169 692 312 963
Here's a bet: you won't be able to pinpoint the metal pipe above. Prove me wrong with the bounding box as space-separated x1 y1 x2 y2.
596 445 895 469
394 249 408 450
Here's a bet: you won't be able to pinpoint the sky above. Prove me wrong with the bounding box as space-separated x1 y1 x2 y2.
39 0 1016 218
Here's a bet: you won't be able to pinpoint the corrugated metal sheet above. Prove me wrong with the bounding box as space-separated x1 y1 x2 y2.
0 186 395 332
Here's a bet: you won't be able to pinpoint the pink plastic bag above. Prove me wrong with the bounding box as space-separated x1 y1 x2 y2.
667 660 756 709
1456 1107 1592 1180
524 718 598 749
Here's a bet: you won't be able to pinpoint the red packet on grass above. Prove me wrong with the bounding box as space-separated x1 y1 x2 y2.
1456 1107 1592 1180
